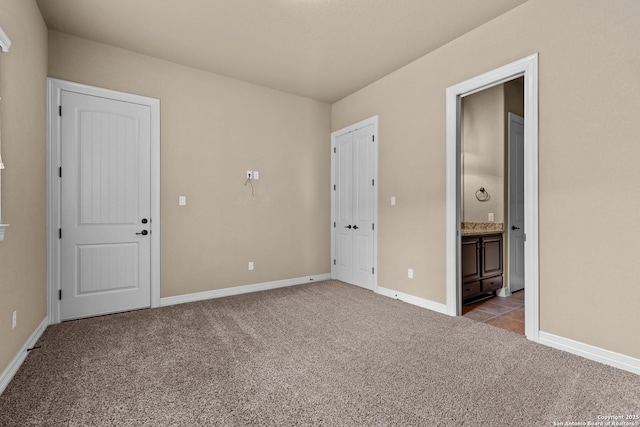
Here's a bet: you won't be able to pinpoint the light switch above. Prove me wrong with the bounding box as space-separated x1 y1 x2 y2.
488 212 494 222
179 196 186 206
253 171 259 180
391 196 396 206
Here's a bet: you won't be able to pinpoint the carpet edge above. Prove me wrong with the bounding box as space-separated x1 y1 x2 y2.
539 331 640 375
0 316 48 396
160 273 332 307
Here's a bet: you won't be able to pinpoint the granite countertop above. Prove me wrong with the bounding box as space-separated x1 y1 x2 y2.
460 222 504 236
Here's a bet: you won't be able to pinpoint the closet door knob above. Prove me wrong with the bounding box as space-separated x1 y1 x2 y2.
511 226 520 230
344 225 352 229
352 225 359 230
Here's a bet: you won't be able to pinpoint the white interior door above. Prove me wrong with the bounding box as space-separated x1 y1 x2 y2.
333 123 376 290
60 90 152 320
508 113 525 293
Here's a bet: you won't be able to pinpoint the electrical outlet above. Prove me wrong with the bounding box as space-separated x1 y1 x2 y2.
248 261 254 271
246 170 252 179
408 268 414 279
12 311 16 329
488 212 495 222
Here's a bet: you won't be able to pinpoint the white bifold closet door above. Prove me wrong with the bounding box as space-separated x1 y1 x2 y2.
334 124 376 290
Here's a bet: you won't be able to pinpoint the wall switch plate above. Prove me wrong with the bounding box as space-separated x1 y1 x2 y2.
253 171 259 180
12 311 16 329
248 261 254 271
488 212 494 222
179 196 186 206
408 268 414 279
391 196 396 206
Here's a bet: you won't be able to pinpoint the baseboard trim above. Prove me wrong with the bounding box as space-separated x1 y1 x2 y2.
160 274 332 307
539 331 640 376
376 286 449 315
0 317 48 396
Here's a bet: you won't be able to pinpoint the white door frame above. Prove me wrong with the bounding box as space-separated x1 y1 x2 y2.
330 115 379 291
445 54 539 341
47 78 161 324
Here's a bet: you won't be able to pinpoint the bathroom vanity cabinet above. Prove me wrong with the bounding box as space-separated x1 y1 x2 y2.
461 233 503 304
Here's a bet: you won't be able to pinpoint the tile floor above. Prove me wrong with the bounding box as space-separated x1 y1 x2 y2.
462 290 524 335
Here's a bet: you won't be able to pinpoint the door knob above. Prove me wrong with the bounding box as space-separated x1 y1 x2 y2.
136 230 149 236
511 226 520 230
352 225 359 230
141 218 148 224
344 225 352 229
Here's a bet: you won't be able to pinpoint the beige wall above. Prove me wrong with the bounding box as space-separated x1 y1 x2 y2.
462 84 504 223
0 0 48 373
462 79 523 225
332 0 640 358
48 31 332 298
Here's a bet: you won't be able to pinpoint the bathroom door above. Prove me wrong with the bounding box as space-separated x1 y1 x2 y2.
508 113 525 292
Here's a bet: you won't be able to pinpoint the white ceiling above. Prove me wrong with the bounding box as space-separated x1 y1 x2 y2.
36 0 527 103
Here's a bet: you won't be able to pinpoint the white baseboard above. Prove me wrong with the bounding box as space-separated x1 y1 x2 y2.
0 317 48 396
160 274 332 307
375 285 449 315
496 287 511 297
539 331 640 376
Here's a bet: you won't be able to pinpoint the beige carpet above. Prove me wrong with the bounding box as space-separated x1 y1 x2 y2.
1 280 638 426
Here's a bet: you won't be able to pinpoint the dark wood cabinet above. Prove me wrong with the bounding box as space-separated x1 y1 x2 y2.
461 233 503 304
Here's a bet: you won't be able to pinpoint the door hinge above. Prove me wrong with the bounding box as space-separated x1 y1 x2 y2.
59 228 62 239
372 135 375 142
333 259 336 265
372 223 375 230
372 179 374 186
372 267 375 274
59 167 62 178
59 105 62 117
333 184 336 191
333 222 336 228
58 290 62 300
333 147 336 153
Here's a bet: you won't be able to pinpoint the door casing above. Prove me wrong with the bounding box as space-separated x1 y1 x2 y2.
445 54 539 341
47 78 161 324
330 116 379 291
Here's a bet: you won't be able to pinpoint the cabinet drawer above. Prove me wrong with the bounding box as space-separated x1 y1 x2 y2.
481 275 503 293
462 281 481 298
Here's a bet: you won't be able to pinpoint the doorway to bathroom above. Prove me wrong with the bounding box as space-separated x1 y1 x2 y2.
445 54 539 342
459 78 525 334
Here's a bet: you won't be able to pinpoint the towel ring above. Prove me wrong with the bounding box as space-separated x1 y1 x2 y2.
475 187 490 202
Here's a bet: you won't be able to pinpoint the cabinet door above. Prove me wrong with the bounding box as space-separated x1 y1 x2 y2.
481 235 503 277
461 237 481 283
462 281 481 302
481 275 503 293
